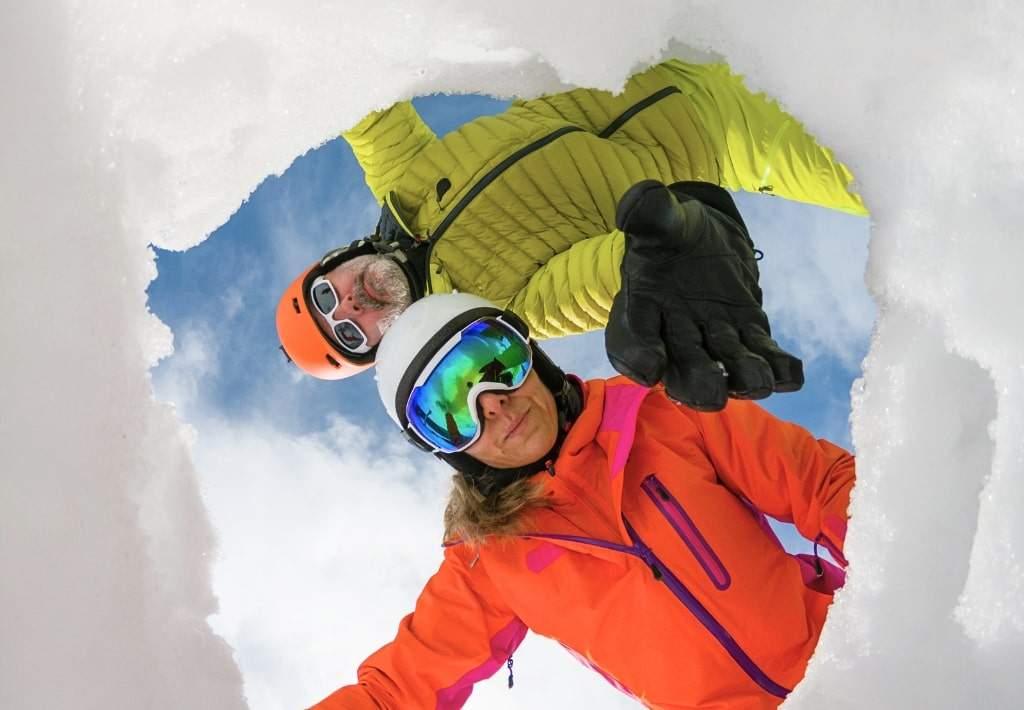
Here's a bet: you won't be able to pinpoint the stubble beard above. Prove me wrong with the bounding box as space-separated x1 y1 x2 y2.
352 256 412 335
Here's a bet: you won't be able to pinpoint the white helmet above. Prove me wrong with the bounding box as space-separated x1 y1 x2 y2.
375 293 506 428
375 292 578 485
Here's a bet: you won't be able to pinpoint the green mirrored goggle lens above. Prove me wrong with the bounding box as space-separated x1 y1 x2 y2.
405 319 532 453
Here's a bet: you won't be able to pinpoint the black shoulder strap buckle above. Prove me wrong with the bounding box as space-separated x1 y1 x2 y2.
376 191 425 248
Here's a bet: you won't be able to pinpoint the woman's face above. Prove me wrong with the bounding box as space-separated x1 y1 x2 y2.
465 370 559 469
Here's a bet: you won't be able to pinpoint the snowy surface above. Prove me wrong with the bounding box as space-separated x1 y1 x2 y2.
2 1 1022 709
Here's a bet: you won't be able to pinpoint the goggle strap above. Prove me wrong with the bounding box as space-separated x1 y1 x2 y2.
403 426 437 453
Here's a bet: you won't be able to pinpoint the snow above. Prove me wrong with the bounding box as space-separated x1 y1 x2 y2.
2 1 1022 708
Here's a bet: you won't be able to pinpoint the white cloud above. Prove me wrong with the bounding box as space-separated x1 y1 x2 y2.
191 411 633 709
736 194 875 370
222 287 245 321
152 321 221 417
266 178 381 280
542 330 617 381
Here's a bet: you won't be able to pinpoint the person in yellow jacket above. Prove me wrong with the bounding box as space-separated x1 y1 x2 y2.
276 60 865 410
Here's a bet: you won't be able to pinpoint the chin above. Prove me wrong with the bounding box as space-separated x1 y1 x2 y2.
526 432 558 463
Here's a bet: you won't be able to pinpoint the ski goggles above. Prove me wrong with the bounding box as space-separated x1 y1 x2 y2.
309 276 372 354
405 317 533 454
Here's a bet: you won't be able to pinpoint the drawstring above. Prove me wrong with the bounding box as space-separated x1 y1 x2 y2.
812 537 824 578
753 248 764 261
507 656 515 688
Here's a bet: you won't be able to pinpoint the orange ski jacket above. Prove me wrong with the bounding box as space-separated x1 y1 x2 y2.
312 378 854 709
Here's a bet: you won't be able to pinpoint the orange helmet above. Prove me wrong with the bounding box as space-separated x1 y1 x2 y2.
276 238 405 379
275 271 369 380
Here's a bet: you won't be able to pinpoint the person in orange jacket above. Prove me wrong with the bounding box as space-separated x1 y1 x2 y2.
310 291 854 710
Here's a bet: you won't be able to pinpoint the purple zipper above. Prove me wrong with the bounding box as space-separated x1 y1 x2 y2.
525 521 790 699
621 519 790 699
641 475 731 590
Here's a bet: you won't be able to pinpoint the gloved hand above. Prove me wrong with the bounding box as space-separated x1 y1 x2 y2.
605 180 803 411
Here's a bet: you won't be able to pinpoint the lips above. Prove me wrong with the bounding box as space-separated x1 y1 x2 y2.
502 408 529 443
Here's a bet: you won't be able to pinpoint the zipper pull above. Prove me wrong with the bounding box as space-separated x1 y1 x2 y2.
507 656 515 689
631 530 663 581
813 537 824 578
545 459 556 477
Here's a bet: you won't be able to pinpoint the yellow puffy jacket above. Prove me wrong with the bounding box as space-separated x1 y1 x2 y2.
343 60 865 339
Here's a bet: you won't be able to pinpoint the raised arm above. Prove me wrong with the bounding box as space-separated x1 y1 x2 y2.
310 546 526 709
656 60 867 216
687 398 855 566
342 101 437 205
511 59 866 216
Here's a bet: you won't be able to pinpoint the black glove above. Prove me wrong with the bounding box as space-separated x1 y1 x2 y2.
605 180 803 411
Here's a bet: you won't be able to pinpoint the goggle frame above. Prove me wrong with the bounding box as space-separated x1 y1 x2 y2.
403 316 533 454
309 275 373 355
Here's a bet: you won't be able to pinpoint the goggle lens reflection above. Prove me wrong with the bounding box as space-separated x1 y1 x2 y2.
405 318 532 453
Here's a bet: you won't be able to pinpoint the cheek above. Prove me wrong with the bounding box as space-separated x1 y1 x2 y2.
529 403 559 454
465 426 503 465
356 309 387 337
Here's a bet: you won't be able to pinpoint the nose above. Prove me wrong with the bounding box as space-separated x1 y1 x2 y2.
477 390 509 419
332 290 361 318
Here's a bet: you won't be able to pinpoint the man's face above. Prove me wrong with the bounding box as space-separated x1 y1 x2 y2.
314 255 411 348
466 370 559 469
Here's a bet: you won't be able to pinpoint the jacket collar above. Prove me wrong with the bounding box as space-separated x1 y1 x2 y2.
557 377 653 541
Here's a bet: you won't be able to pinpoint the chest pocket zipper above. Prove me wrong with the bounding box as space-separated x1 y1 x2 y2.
641 474 732 590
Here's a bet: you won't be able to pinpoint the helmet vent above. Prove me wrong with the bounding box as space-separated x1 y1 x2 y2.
291 298 301 314
325 354 341 368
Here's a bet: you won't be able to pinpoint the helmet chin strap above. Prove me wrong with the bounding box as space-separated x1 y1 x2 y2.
437 353 584 498
378 245 428 304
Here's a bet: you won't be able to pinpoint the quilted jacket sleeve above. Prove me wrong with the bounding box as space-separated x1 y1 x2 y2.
309 546 527 710
505 229 625 339
689 399 855 566
656 60 867 216
342 101 437 205
514 60 866 216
